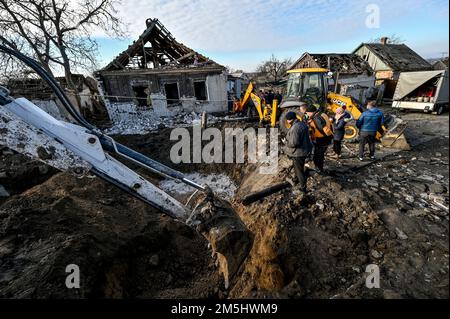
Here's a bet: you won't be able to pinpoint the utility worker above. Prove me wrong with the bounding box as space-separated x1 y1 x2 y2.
304 105 333 173
283 111 313 194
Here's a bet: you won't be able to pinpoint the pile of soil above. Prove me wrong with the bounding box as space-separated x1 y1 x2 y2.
0 172 222 298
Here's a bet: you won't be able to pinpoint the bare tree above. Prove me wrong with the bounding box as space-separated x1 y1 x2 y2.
0 31 31 82
256 54 292 82
368 33 405 44
0 0 125 88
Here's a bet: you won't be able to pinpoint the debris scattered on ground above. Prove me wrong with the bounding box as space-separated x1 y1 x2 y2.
395 227 409 240
104 102 220 135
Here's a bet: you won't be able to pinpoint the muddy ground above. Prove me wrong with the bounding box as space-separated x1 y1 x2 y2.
0 110 448 299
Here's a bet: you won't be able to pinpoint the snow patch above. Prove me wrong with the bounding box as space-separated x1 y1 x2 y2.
159 173 237 200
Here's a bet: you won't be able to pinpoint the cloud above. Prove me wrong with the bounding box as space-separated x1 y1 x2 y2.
114 0 437 52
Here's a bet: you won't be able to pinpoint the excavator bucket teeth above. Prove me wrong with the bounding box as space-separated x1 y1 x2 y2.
381 115 411 150
188 194 253 288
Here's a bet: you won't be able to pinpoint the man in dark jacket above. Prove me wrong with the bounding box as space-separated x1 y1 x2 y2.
332 107 351 159
283 112 313 193
356 101 385 161
275 91 283 105
266 90 274 106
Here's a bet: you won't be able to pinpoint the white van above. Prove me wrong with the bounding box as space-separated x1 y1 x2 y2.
392 69 449 115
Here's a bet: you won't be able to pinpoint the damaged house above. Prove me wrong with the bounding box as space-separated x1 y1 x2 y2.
353 37 432 98
7 74 109 124
96 18 228 115
290 52 376 102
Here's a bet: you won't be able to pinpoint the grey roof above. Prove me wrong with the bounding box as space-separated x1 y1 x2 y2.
353 43 432 72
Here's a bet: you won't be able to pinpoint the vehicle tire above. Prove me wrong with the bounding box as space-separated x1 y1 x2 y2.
344 124 359 143
279 108 304 134
436 105 444 115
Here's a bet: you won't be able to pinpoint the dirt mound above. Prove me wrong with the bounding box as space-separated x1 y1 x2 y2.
0 173 221 298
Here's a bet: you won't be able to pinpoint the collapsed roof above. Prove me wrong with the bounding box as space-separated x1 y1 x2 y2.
353 43 432 72
102 18 223 72
290 53 374 75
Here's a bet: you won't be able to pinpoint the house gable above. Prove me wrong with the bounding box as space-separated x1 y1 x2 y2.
101 18 223 72
290 53 321 70
290 52 373 75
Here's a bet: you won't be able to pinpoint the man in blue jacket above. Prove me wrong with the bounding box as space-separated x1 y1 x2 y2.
356 101 385 161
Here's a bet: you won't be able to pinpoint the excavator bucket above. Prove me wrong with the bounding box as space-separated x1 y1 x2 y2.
381 115 411 150
187 192 253 288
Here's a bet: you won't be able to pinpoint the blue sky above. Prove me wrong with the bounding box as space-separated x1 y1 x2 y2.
95 0 449 71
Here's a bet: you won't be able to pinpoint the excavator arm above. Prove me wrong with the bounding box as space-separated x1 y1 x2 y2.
0 44 253 288
233 82 278 127
233 81 254 113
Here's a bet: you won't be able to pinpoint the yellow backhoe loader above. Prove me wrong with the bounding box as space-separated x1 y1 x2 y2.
233 82 279 127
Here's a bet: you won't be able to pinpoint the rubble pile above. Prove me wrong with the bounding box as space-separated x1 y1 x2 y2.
362 153 449 221
104 102 220 135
